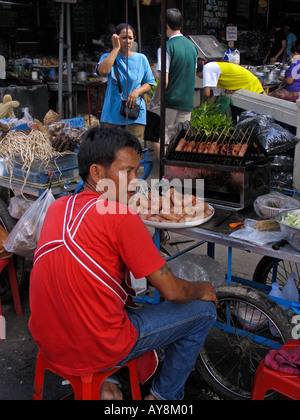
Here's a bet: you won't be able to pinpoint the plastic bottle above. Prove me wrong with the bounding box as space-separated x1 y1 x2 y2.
268 282 286 336
282 273 299 304
268 282 286 309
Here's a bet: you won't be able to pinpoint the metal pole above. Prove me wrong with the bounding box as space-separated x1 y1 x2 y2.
136 0 142 53
266 0 270 30
66 2 73 118
58 2 64 118
159 0 166 180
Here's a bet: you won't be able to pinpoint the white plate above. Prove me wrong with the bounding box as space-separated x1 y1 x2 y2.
142 204 215 229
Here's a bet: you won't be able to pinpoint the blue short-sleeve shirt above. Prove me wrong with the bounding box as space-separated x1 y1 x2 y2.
97 53 155 125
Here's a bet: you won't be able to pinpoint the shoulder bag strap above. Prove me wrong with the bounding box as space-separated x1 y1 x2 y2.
113 61 124 100
113 60 142 106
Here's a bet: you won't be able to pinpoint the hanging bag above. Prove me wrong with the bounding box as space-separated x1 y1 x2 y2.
113 61 141 120
4 189 55 258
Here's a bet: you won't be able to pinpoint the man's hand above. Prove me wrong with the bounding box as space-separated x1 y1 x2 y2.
195 282 218 308
147 264 218 307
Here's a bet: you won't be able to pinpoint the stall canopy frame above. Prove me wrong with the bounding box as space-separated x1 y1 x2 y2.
55 0 167 170
56 0 73 119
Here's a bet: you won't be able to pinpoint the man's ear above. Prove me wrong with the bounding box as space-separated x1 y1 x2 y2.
89 164 105 184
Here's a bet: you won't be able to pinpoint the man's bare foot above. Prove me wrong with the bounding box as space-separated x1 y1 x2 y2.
144 394 157 400
100 381 123 400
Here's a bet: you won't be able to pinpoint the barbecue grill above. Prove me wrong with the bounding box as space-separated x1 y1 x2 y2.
163 125 271 210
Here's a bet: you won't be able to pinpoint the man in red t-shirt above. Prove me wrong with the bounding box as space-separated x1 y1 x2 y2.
29 127 217 400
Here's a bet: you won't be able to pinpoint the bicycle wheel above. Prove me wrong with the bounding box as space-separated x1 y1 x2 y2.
196 285 293 400
0 199 25 302
253 256 300 291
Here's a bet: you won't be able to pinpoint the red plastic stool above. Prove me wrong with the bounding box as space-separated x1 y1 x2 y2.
33 352 142 400
0 257 23 318
251 340 300 400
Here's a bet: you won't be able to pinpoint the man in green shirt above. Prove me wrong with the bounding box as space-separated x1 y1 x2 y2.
149 8 198 158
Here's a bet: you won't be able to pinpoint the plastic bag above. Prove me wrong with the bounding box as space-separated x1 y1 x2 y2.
19 107 36 128
236 115 298 154
170 254 226 289
258 123 299 155
229 219 285 246
223 48 240 64
254 191 300 219
4 189 55 258
130 272 147 295
228 49 240 65
8 196 34 219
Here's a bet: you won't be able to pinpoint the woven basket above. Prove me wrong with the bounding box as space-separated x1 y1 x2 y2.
43 110 60 126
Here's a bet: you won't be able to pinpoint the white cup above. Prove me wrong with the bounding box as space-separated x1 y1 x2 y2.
32 71 38 80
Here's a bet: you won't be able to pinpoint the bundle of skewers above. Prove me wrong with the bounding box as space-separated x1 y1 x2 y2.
175 127 254 158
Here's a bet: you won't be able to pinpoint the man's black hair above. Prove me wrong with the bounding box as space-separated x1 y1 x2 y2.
166 8 183 31
78 127 142 182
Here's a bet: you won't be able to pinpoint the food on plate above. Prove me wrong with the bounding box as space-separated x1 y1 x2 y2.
130 189 213 224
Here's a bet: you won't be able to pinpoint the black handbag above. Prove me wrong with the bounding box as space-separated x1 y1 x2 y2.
114 61 140 120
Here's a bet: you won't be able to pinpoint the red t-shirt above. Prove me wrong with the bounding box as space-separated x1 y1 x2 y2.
29 191 165 376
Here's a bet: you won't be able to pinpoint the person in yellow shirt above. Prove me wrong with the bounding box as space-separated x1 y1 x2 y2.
197 61 264 101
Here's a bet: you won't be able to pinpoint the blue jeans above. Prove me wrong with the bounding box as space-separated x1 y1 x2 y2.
119 299 217 400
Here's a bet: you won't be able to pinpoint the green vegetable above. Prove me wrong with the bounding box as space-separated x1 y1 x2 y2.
281 209 300 229
267 201 280 208
191 103 233 137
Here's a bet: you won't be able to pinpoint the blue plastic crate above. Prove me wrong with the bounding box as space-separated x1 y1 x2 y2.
0 152 78 188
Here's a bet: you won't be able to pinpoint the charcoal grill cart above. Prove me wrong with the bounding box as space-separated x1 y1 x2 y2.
163 124 271 211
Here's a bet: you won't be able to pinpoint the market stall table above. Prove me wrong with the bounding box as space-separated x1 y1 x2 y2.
141 206 300 310
47 81 106 120
168 209 300 284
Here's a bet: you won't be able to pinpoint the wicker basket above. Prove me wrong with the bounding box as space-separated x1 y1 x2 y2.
43 110 60 127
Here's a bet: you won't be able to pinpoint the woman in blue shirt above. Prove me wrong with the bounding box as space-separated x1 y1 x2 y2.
285 23 297 62
270 45 300 101
97 24 155 140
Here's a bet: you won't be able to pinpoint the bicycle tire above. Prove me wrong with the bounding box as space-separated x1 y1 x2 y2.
0 199 25 302
253 256 300 291
196 284 293 400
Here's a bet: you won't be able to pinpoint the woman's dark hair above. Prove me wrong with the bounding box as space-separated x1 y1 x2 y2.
291 45 300 55
166 8 183 31
115 23 136 39
78 127 142 181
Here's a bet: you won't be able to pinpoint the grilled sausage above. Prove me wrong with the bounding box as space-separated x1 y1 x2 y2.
186 140 196 153
175 138 187 151
232 143 243 156
203 142 212 154
238 144 248 157
197 142 207 153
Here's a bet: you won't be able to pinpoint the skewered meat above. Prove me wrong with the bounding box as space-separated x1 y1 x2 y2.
231 143 243 156
208 142 220 154
203 142 212 154
192 142 200 152
197 142 207 153
238 144 248 157
185 140 196 152
175 138 187 151
220 144 230 155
